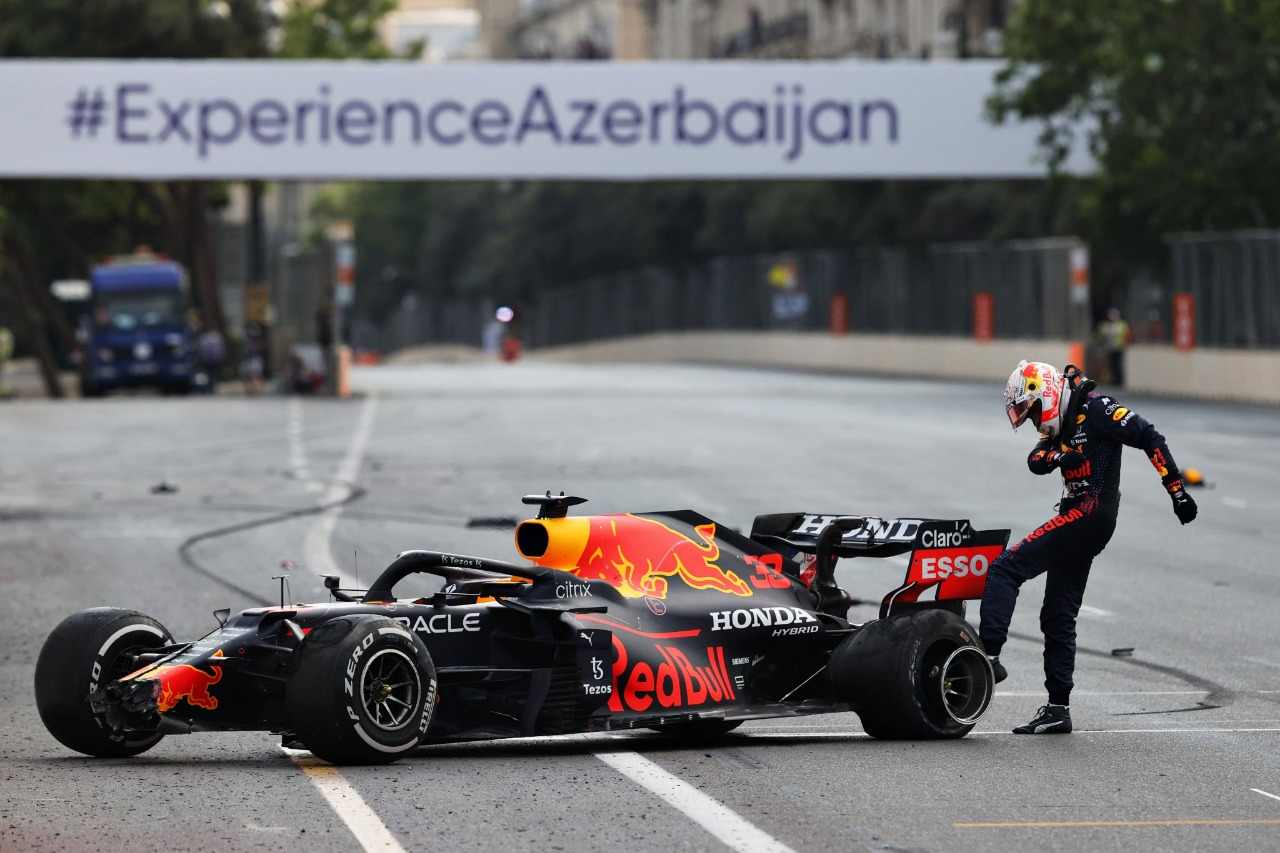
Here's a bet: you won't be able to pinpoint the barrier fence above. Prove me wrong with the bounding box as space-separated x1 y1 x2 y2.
522 238 1088 348
1168 230 1280 349
351 230 1280 356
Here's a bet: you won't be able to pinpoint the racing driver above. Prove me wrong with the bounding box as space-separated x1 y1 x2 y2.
980 361 1197 734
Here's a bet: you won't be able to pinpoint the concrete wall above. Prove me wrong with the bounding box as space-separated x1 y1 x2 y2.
1127 344 1280 405
534 331 1280 405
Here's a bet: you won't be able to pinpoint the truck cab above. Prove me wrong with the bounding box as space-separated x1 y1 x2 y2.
80 257 194 397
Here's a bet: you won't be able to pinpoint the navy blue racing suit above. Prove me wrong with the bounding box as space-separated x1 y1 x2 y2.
979 387 1189 705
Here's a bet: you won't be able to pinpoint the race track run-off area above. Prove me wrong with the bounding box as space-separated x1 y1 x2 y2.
2 361 1278 853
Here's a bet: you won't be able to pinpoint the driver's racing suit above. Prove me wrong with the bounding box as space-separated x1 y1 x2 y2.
979 389 1192 706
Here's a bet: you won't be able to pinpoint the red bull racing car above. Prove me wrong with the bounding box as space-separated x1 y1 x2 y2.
35 494 1010 764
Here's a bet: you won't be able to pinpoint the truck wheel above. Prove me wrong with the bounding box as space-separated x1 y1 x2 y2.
288 616 437 765
647 719 743 741
829 609 993 739
35 608 172 757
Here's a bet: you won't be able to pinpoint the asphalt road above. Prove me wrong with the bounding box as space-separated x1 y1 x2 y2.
2 360 1278 852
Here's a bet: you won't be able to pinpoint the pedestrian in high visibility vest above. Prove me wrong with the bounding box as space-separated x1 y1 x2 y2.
1097 307 1131 387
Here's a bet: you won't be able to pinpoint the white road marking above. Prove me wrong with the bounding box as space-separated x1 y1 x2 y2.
995 690 1207 697
287 397 312 485
1223 497 1249 509
594 750 796 853
303 394 378 585
1245 656 1280 670
289 397 401 852
1078 604 1113 619
738 728 1280 738
1252 788 1280 804
283 749 406 853
746 720 1280 733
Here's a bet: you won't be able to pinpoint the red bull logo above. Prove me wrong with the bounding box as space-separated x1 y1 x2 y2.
607 635 735 713
518 514 751 599
125 662 223 713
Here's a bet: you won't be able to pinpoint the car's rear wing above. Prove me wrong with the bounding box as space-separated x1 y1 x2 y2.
750 513 1011 619
751 513 937 558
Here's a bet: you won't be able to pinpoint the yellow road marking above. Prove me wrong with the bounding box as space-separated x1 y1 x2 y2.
955 819 1280 829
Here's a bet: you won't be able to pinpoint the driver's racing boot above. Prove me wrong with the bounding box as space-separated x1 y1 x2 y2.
989 656 1008 684
1013 704 1072 734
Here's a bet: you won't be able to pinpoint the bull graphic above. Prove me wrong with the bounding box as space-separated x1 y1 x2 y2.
148 664 223 713
576 515 751 599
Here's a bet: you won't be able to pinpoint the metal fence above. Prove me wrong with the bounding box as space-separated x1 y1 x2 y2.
1168 230 1280 348
522 237 1088 348
270 244 331 366
294 229 1280 355
374 293 491 353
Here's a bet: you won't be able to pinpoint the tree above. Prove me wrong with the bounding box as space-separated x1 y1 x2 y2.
989 0 1280 268
0 0 272 394
277 0 416 60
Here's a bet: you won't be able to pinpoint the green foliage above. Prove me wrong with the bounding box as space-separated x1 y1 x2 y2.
0 0 275 267
990 0 1280 261
0 0 269 58
337 178 1067 320
0 0 273 356
277 0 405 59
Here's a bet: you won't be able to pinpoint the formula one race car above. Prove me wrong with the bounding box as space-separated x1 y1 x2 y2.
36 495 1010 764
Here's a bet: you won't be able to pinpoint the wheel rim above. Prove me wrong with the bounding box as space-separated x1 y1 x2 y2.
936 646 993 725
359 648 421 732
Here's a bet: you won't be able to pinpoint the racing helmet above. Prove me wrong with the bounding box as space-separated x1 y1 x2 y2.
1004 360 1066 435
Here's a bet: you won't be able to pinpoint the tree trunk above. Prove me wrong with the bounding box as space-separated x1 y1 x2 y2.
3 233 65 398
156 181 226 339
188 181 226 339
6 271 64 399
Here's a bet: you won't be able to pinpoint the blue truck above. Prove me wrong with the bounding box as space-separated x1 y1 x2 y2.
79 257 195 397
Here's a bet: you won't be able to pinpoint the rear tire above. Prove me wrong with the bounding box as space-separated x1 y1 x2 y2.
35 608 172 757
288 616 437 765
829 609 993 739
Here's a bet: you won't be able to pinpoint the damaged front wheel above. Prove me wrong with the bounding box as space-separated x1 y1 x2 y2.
35 607 173 757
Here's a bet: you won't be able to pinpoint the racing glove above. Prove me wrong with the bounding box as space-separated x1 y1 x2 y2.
1169 485 1198 525
1147 446 1196 524
1027 446 1084 475
1053 449 1085 471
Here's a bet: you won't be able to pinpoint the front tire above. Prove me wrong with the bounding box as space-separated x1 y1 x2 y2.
288 616 437 765
829 609 993 739
35 608 172 757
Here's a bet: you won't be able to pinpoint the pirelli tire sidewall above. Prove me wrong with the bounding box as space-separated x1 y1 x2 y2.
35 607 173 757
288 615 437 765
828 608 990 739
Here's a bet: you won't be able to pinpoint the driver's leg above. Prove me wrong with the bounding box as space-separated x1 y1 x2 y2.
1040 511 1115 706
980 509 1081 662
979 539 1048 660
1041 561 1092 706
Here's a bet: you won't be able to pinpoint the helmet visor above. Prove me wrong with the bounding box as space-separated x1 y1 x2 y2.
1006 399 1039 430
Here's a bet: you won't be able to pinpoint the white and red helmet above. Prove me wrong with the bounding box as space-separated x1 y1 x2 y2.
1004 360 1066 435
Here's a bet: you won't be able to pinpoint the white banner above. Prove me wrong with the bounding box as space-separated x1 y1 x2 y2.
0 60 1092 179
